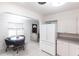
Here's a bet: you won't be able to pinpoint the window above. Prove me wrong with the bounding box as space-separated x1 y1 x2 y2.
8 22 24 37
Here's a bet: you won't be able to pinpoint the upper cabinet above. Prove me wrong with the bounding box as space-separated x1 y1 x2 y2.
77 17 79 34
58 15 76 33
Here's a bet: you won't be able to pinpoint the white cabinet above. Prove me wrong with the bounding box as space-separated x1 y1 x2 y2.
57 40 63 55
40 25 47 41
46 24 56 43
69 43 79 56
58 16 76 33
57 40 69 56
40 23 57 55
57 39 79 56
62 41 69 56
77 17 79 34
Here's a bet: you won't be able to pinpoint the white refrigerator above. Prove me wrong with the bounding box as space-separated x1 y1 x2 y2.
40 22 57 55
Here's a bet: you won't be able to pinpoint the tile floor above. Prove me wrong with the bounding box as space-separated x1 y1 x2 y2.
0 40 50 56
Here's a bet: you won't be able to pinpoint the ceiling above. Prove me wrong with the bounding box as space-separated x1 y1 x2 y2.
12 2 79 16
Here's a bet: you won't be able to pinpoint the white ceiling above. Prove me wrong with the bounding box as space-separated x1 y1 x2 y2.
12 2 79 16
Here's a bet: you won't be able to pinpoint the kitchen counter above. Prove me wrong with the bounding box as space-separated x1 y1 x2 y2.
57 37 79 45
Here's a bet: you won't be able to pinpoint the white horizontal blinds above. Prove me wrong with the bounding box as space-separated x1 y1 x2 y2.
16 23 24 35
8 29 16 36
17 28 24 35
8 22 24 37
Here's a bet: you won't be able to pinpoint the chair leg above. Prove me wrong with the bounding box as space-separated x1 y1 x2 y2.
16 47 19 54
5 48 7 52
17 50 18 54
23 46 24 50
5 46 8 52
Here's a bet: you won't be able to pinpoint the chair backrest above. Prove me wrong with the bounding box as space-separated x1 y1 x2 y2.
5 39 14 46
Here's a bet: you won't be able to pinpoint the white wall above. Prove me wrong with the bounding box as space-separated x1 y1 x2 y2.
44 9 79 33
